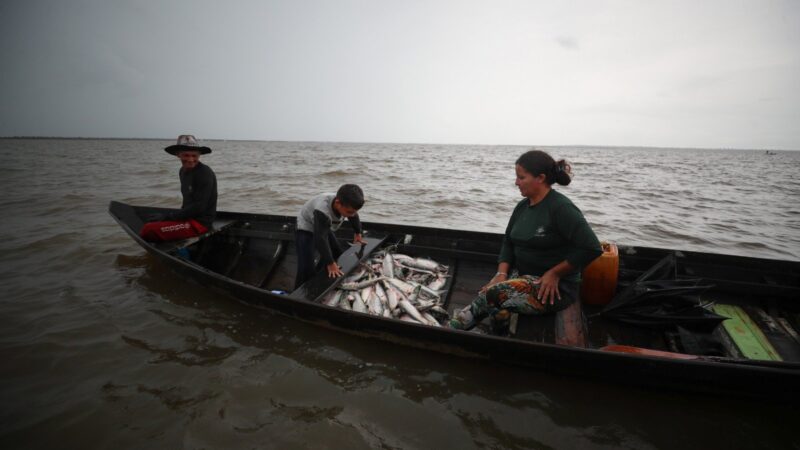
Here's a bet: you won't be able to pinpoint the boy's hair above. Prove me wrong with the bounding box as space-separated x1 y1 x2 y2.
336 184 364 209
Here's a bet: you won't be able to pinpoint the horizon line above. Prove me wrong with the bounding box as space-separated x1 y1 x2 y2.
1 135 797 152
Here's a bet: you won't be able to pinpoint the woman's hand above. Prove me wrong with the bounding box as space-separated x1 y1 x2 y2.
538 270 561 305
327 262 344 278
480 272 508 293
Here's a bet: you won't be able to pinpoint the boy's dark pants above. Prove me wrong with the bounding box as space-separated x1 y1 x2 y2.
294 230 344 290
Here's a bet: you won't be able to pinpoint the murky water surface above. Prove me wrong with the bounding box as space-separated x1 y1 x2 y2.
1 139 798 449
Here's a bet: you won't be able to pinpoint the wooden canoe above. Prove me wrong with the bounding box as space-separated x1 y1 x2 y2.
108 200 800 400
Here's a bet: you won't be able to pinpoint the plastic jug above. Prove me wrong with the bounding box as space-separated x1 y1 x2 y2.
580 242 619 305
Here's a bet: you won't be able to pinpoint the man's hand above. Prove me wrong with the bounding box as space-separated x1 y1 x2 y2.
353 233 366 244
327 262 344 278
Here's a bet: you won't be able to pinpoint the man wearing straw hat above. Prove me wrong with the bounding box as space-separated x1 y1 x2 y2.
140 134 218 242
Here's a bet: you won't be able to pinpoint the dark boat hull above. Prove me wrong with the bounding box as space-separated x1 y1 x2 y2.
109 201 800 400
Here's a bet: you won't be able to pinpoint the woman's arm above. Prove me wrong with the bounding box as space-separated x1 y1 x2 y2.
480 261 511 293
540 203 602 304
482 203 525 292
555 204 602 269
497 203 522 269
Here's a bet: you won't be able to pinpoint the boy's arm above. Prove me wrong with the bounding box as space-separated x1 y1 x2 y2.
313 210 337 267
348 213 365 243
348 214 362 234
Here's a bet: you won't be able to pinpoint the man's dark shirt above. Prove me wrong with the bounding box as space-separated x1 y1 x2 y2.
169 162 217 228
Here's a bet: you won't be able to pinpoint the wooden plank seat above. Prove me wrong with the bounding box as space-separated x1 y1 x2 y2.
713 304 783 361
511 300 587 347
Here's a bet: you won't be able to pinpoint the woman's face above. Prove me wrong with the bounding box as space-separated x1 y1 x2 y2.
515 164 545 198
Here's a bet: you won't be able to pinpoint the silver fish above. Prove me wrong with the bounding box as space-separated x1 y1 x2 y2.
352 292 368 313
368 294 384 315
343 267 367 283
338 294 353 310
374 282 389 308
422 312 441 327
382 253 395 278
340 277 387 291
386 277 416 297
408 285 422 303
428 305 449 319
414 298 436 311
407 257 447 272
329 249 452 329
427 275 447 291
399 299 427 324
398 314 424 324
382 280 400 311
391 254 415 263
323 290 343 307
360 285 374 303
408 281 442 300
395 262 438 276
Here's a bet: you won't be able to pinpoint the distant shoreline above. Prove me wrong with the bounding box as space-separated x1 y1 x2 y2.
0 136 795 152
0 136 168 141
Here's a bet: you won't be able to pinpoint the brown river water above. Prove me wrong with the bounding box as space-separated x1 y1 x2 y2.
1 139 798 449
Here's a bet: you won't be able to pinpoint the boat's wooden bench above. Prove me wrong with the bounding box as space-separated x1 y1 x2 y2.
511 300 587 347
156 218 239 253
711 303 800 362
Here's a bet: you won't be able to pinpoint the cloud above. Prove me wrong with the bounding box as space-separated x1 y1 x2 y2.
1 0 798 149
554 36 579 50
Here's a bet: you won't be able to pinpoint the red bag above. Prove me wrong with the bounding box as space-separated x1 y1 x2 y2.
140 219 208 242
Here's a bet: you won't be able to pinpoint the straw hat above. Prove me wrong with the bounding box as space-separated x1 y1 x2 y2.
164 134 212 155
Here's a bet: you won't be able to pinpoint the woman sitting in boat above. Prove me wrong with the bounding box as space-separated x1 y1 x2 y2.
450 150 602 334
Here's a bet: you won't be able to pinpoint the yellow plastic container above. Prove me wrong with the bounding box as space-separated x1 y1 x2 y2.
580 242 619 306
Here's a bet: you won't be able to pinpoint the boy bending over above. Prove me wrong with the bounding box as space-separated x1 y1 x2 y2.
294 184 365 289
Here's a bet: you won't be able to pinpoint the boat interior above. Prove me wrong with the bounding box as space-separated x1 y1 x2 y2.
122 205 800 365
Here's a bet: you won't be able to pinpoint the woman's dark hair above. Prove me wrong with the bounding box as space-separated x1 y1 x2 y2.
515 150 572 186
336 184 365 209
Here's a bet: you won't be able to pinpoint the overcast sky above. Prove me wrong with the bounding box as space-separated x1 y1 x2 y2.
1 0 798 149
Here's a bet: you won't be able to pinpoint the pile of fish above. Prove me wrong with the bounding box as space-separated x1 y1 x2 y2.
320 250 451 326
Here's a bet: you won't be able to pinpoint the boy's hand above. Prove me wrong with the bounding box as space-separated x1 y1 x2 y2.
326 262 343 278
353 233 366 244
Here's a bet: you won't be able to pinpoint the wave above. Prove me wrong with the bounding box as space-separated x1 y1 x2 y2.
319 170 351 177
